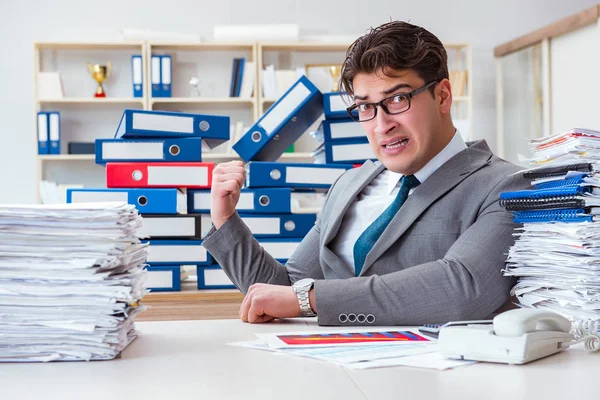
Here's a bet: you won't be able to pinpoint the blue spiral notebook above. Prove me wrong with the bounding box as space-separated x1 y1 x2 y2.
532 177 589 190
513 208 596 223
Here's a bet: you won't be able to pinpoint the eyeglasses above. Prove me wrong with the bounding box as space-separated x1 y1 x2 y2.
346 80 438 122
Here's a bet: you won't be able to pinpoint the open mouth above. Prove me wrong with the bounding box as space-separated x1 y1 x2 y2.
383 138 409 149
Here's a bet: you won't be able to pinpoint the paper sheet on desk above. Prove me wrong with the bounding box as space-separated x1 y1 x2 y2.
229 339 436 365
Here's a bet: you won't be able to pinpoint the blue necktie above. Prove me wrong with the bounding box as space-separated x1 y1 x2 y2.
353 174 420 276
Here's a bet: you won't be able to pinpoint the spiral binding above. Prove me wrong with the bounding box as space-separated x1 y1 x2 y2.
513 208 592 223
533 177 587 190
523 163 593 179
500 195 585 211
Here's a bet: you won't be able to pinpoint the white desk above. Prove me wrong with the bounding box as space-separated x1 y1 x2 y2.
1 318 598 400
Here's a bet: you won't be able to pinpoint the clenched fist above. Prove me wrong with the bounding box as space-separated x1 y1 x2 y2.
211 160 246 229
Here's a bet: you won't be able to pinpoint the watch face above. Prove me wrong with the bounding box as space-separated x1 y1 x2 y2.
294 278 314 288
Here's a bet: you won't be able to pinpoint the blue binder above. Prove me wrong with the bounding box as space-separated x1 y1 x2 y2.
513 208 594 223
151 55 161 97
114 109 229 149
197 265 237 290
245 162 352 189
315 119 366 142
138 214 203 239
323 92 357 120
48 111 61 154
144 240 212 265
145 265 181 292
236 58 245 97
160 55 172 97
313 138 375 164
188 188 293 213
131 55 143 98
37 112 49 155
233 76 323 162
257 238 302 262
66 188 186 214
239 213 316 238
95 137 204 164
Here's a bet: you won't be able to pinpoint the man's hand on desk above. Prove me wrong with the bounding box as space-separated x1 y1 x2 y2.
239 283 316 323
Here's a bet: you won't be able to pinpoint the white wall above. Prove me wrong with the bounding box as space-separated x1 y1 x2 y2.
0 0 597 203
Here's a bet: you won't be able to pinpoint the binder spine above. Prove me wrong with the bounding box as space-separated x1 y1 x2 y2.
513 208 592 223
500 185 591 200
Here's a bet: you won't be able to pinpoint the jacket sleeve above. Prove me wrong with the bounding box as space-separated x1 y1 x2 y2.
312 171 528 326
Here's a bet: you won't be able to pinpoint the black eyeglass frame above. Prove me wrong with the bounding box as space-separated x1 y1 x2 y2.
346 80 439 122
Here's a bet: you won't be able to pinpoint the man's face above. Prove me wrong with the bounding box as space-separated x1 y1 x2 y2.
352 69 450 175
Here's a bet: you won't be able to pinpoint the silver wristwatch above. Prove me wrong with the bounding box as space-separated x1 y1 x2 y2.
292 278 317 317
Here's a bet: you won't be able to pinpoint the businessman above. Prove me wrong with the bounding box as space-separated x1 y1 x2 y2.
202 21 528 326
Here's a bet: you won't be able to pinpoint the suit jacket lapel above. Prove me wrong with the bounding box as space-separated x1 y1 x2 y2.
322 160 385 246
358 140 493 276
319 161 384 278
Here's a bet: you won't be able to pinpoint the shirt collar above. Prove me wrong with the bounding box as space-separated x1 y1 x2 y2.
387 130 467 194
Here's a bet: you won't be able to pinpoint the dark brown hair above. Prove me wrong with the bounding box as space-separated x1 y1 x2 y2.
339 21 449 98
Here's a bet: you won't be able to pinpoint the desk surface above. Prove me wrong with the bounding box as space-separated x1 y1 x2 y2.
1 318 598 400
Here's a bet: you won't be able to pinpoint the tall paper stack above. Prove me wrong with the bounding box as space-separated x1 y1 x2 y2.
0 202 147 362
500 128 600 336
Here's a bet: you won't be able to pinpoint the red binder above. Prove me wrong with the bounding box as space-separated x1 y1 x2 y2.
106 162 214 188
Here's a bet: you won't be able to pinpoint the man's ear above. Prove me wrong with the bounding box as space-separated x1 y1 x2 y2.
437 79 452 114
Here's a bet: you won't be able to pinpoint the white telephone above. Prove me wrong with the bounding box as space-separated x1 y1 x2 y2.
438 308 597 364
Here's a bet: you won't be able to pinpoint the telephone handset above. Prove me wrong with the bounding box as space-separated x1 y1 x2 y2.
438 308 596 364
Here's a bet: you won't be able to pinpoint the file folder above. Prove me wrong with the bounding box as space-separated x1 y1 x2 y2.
160 55 172 97
239 213 316 237
144 240 212 265
145 265 181 292
106 162 213 188
257 238 302 261
233 75 323 162
114 109 230 150
313 138 376 164
48 112 61 154
197 265 237 289
245 162 352 189
66 188 187 214
95 137 204 164
188 188 292 213
523 163 594 180
131 55 143 98
37 112 49 155
532 177 587 190
316 119 366 142
151 55 161 97
138 214 203 239
323 92 357 120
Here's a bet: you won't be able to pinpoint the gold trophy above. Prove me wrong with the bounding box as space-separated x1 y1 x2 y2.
87 62 111 97
305 63 343 92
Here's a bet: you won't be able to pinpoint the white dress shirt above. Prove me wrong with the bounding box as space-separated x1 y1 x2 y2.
330 131 468 272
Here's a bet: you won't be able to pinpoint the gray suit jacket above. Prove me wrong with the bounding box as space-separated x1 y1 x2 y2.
202 140 529 326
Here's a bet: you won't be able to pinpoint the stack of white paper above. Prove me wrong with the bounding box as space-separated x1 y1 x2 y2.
524 128 600 166
504 128 600 334
504 222 600 329
0 202 148 362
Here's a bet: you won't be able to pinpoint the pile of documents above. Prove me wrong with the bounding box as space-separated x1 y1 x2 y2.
230 328 474 370
502 128 600 334
0 202 148 362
